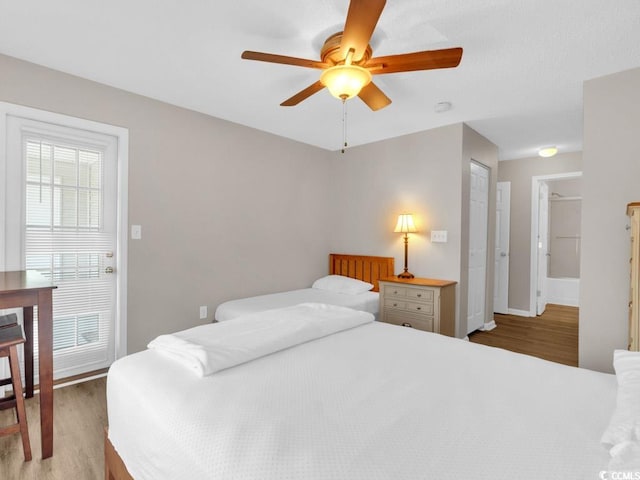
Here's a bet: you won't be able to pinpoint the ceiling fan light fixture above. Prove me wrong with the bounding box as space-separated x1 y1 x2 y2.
538 146 558 158
320 65 372 100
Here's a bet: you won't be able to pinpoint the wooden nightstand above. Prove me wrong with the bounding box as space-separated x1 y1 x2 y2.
378 277 457 336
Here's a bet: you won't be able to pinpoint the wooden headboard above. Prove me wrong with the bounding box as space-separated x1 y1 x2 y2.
329 254 395 292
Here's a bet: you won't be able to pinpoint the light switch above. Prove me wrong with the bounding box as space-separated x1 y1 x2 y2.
431 230 448 243
131 225 142 240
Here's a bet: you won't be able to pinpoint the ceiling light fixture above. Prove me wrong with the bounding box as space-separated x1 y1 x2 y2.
538 146 558 158
320 64 372 101
435 101 452 113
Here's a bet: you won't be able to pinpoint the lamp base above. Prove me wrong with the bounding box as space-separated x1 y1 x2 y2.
397 271 415 279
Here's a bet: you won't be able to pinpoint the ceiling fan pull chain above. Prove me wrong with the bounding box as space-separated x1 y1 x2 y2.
341 98 348 154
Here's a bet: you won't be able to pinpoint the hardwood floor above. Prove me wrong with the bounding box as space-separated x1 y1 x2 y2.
469 304 579 366
0 376 106 480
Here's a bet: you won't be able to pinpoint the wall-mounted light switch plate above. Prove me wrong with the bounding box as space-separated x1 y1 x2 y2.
199 305 208 320
431 230 448 243
131 225 142 240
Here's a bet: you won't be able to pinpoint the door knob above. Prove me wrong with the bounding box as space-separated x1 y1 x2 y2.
500 252 507 257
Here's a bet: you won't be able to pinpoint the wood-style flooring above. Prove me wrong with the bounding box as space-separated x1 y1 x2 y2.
0 377 106 480
469 303 579 366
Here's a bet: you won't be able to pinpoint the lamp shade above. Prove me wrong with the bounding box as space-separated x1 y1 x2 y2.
394 214 417 233
320 65 372 100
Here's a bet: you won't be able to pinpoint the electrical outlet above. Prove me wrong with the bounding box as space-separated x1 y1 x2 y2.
199 305 208 320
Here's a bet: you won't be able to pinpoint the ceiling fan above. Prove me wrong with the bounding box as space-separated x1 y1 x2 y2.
241 0 463 111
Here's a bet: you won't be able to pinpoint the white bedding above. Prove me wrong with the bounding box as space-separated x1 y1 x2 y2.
148 303 374 376
108 312 615 480
214 287 379 321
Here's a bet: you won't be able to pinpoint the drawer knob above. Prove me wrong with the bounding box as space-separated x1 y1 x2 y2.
417 293 422 298
393 290 398 294
393 303 398 307
401 322 412 328
416 306 421 311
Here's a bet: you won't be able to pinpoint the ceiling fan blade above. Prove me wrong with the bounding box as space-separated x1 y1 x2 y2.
368 47 463 75
358 82 391 111
242 51 329 70
281 81 326 106
358 82 391 112
340 0 386 62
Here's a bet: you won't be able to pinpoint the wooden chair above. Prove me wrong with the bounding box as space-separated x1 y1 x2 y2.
0 322 32 462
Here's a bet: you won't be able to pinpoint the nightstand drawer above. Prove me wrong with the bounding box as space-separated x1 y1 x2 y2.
405 301 434 315
385 286 408 298
383 298 406 310
383 311 434 332
406 288 434 302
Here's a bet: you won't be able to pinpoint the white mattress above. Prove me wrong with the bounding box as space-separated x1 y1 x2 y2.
108 320 615 480
214 288 379 321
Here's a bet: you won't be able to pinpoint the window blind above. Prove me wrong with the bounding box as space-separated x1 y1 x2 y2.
23 136 116 380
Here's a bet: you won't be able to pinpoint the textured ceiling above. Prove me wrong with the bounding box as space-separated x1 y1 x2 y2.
1 0 639 159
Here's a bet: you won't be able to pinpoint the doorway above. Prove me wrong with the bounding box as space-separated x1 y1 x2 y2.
530 172 582 316
0 102 129 381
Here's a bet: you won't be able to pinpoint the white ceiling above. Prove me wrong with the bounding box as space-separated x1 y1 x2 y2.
1 0 639 160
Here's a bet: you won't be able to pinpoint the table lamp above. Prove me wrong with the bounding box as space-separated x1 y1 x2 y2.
394 214 417 279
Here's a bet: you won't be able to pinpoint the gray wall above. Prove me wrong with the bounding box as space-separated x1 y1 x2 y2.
0 53 333 353
328 123 498 337
548 178 582 279
580 66 640 372
497 153 582 312
0 53 499 353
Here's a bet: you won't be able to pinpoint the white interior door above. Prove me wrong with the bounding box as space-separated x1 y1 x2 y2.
494 182 510 314
536 182 549 315
467 161 490 334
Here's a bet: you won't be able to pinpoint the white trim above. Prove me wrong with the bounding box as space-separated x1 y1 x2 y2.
0 101 128 360
529 171 582 317
54 371 108 390
508 308 534 317
480 320 497 331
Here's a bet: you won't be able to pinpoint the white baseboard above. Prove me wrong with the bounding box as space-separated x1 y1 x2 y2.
507 308 533 317
480 320 497 331
546 296 579 307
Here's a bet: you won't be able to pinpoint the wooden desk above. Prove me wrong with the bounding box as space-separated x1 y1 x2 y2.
0 270 56 458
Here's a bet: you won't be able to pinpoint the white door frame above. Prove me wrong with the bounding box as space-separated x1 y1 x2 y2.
529 171 582 316
0 101 129 360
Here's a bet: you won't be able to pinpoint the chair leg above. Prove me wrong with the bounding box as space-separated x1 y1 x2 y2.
8 346 31 462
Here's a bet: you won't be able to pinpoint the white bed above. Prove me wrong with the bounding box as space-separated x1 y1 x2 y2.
214 253 395 322
107 304 619 480
214 287 380 321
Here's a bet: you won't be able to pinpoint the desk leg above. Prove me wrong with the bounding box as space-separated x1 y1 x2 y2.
23 306 34 398
37 290 54 459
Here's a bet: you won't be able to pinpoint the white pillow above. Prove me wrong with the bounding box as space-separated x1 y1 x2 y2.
601 350 640 449
312 275 374 295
